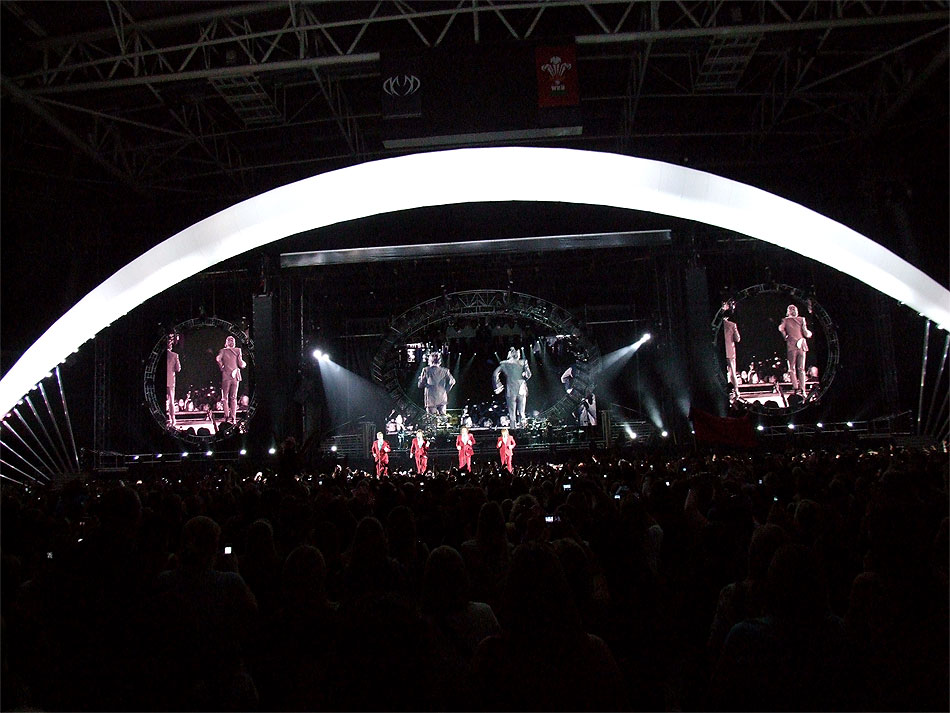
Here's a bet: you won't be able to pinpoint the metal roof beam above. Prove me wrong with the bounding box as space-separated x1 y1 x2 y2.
576 10 949 44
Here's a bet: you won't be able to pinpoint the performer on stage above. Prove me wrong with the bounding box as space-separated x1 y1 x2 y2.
456 426 475 472
778 304 813 396
215 335 246 425
722 302 741 396
372 431 391 478
496 427 516 473
493 347 532 428
410 430 429 475
418 352 456 417
166 336 181 427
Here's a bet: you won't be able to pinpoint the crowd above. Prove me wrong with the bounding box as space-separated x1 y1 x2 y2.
1 441 947 711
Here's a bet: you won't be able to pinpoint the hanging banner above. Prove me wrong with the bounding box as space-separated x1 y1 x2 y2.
536 44 580 108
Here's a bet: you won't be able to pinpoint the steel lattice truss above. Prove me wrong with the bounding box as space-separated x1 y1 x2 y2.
2 0 947 200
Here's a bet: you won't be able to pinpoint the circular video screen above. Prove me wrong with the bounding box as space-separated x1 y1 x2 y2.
373 291 599 432
144 317 256 443
712 284 838 416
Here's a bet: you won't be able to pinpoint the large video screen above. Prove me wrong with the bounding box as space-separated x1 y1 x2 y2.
714 284 837 415
391 328 590 430
144 318 255 442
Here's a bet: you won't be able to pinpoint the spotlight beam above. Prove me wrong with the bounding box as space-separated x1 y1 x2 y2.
25 395 70 474
54 367 81 471
0 458 45 485
38 381 74 472
14 407 62 475
4 416 56 477
0 439 49 482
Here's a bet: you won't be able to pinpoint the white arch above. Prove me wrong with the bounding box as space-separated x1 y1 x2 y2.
1 147 947 417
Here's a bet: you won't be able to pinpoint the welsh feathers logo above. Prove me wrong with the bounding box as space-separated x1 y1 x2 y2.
541 56 572 93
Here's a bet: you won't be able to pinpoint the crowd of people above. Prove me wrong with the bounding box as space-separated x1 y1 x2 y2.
1 440 947 711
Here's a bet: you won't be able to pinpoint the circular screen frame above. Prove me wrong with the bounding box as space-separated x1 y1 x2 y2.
711 283 839 416
143 317 257 444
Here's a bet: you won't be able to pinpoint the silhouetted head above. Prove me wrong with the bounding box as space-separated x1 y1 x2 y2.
748 523 787 581
502 542 582 644
282 544 327 607
351 516 388 563
422 545 469 616
766 543 827 621
180 515 221 571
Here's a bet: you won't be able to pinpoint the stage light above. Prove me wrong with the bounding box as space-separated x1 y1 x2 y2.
757 425 765 431
268 447 277 455
643 332 652 342
155 453 162 458
182 451 189 457
205 450 213 456
312 349 323 360
661 430 668 438
846 421 853 428
788 423 795 430
132 455 139 461
330 444 338 452
816 422 824 428
239 448 247 456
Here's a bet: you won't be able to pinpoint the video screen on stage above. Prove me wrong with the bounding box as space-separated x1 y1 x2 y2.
145 318 255 441
390 330 591 432
715 285 836 415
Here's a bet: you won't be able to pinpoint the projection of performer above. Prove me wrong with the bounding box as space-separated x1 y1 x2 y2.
560 366 575 394
722 302 741 396
493 347 532 428
778 304 813 396
166 336 181 427
417 352 456 416
410 430 429 475
496 427 516 473
456 426 475 472
215 335 246 425
579 389 597 427
372 431 391 477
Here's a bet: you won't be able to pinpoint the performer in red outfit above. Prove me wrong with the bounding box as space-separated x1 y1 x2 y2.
456 426 475 472
372 431 391 477
410 430 429 475
496 427 516 473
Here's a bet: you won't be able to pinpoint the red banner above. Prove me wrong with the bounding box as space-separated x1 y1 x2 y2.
536 45 579 108
690 407 758 448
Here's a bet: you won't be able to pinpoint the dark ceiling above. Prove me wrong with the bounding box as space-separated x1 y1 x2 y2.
1 0 948 357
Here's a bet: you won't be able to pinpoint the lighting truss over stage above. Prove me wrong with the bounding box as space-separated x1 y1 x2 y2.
280 229 672 268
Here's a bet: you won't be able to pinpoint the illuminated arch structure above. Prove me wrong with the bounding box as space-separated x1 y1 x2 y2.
371 290 600 427
1 147 948 421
